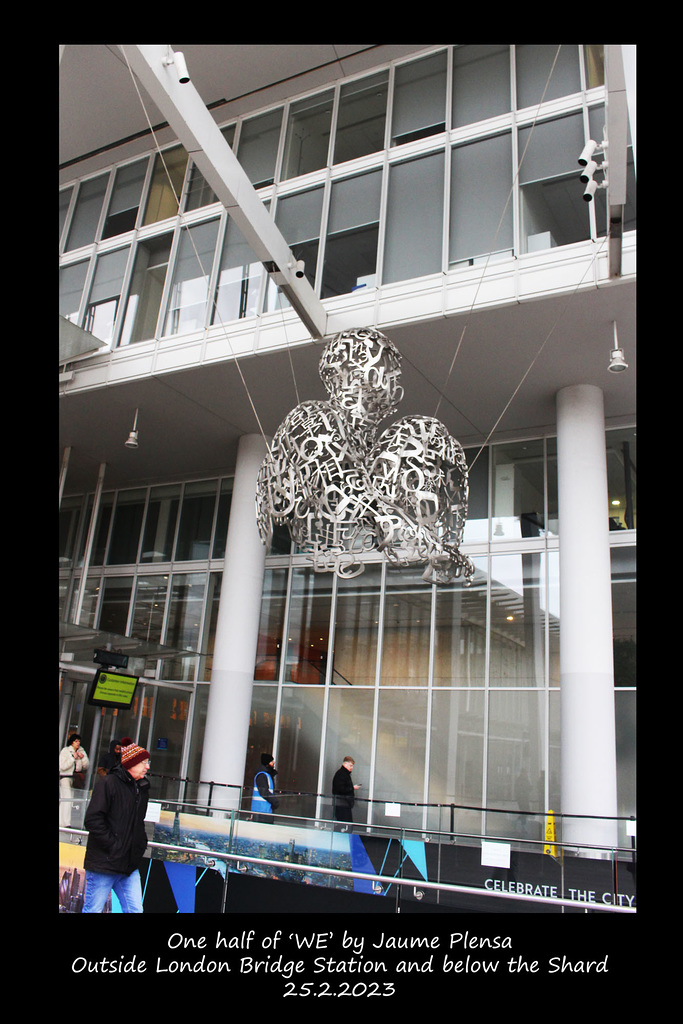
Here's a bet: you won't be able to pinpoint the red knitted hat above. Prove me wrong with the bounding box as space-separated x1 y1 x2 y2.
119 736 150 769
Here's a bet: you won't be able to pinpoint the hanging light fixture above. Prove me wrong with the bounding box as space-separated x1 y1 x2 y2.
125 409 139 448
608 322 628 373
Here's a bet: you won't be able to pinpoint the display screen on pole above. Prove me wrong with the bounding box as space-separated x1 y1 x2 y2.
87 668 139 709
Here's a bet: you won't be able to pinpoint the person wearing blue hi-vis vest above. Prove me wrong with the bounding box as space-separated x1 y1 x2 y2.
251 753 279 823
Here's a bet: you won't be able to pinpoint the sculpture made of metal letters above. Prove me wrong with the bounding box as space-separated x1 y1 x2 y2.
256 328 474 584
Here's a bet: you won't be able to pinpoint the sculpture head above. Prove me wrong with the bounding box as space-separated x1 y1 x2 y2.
319 328 403 432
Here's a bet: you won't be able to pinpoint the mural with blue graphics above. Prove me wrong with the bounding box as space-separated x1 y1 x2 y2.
60 810 636 913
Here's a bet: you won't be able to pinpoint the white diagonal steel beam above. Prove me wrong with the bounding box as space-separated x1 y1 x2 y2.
605 45 630 279
119 44 328 340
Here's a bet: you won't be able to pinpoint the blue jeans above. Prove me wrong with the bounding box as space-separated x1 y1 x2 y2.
82 869 143 913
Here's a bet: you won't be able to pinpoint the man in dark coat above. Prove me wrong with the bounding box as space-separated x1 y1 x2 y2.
332 756 360 827
96 737 122 778
82 736 151 913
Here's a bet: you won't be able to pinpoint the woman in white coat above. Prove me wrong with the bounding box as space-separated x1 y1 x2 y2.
59 733 90 827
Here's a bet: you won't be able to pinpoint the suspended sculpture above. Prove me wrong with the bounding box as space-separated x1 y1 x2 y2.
256 328 474 584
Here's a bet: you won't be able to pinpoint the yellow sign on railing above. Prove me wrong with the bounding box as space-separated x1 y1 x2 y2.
544 810 557 856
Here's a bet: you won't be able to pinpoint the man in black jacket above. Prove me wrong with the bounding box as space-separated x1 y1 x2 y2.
332 756 360 828
82 736 151 913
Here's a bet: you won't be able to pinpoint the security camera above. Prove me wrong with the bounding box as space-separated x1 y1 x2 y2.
173 51 190 84
294 259 306 279
578 140 598 167
583 179 599 202
579 159 598 184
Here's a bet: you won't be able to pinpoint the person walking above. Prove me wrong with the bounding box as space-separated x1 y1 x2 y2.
251 753 280 823
81 736 151 913
332 756 361 827
59 733 90 827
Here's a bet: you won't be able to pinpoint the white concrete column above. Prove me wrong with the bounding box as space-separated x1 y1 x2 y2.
556 385 618 854
200 433 268 810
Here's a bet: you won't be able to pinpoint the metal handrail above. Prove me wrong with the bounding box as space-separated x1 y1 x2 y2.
147 801 636 857
149 772 636 830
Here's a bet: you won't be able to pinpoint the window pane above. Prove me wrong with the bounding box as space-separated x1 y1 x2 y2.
462 446 488 543
243 684 278 792
489 553 547 688
392 51 447 145
119 233 172 345
184 128 232 212
285 568 332 685
547 438 558 536
254 568 288 681
433 559 487 686
66 174 108 250
275 186 324 246
450 134 512 264
84 247 130 344
146 687 191 781
282 92 333 179
200 572 222 681
59 497 84 569
141 484 181 563
383 151 444 284
374 689 428 827
519 113 588 252
277 686 325 813
584 45 605 89
106 488 146 564
164 572 207 678
164 219 219 335
615 690 636 837
612 546 636 688
491 439 546 541
59 261 88 323
548 551 560 687
211 479 233 559
331 564 382 686
515 44 581 108
80 493 113 566
236 110 282 188
486 690 546 839
98 576 133 635
321 170 381 297
381 567 432 686
184 164 217 212
452 45 510 127
184 127 235 211
131 574 169 645
334 71 388 163
143 146 188 225
324 688 375 818
102 159 147 238
267 187 323 308
607 428 636 531
59 188 73 243
174 481 218 561
68 574 101 628
212 216 264 323
428 689 485 833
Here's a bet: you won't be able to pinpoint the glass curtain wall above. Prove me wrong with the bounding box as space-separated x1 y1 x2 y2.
60 430 635 835
61 46 617 343
244 430 632 838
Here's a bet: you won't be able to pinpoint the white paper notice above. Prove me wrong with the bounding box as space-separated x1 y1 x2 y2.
481 840 511 869
145 801 162 823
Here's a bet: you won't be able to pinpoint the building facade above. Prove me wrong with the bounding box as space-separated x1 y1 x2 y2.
59 44 636 854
